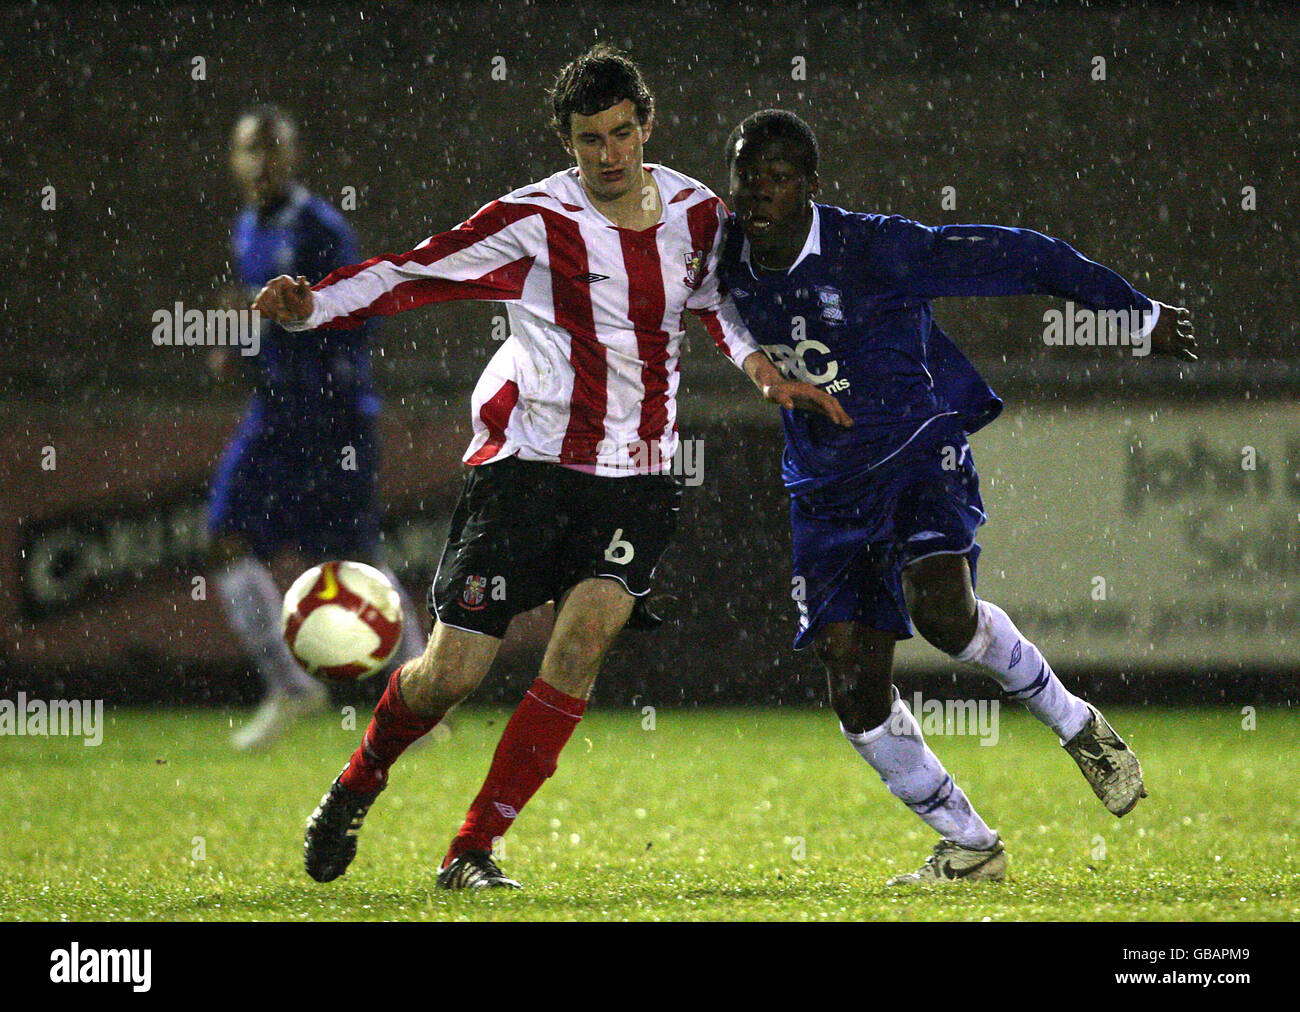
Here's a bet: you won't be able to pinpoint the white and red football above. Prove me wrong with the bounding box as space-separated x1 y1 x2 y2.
280 561 403 682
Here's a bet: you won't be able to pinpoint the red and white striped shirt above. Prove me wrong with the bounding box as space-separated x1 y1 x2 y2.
287 163 760 476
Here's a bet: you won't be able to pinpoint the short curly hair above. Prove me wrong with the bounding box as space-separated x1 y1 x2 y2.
549 44 654 137
726 109 819 177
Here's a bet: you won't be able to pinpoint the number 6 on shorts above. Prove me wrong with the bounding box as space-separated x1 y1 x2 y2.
603 528 635 565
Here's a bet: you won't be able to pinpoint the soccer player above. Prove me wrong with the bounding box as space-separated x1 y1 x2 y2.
211 105 427 751
253 48 848 888
718 110 1196 884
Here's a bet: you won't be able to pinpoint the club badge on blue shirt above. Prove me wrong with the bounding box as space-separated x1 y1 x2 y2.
816 286 844 324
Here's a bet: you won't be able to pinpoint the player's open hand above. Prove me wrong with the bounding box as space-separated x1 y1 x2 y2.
253 275 314 326
763 380 854 428
1149 301 1196 361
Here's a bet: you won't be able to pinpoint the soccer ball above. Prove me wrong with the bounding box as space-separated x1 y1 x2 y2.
281 561 403 682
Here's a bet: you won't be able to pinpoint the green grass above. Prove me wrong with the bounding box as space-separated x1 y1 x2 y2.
1 706 1296 921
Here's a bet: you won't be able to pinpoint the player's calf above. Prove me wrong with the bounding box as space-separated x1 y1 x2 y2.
438 582 614 873
442 675 587 870
842 686 1002 857
303 655 466 883
939 596 1143 813
397 622 498 716
538 577 636 699
902 554 979 656
815 623 896 733
337 662 449 797
950 599 1093 743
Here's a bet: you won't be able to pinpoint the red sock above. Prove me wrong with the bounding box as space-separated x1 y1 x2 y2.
447 677 586 862
339 664 444 797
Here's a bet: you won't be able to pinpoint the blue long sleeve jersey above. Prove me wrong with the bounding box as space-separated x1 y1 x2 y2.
717 204 1155 495
231 183 378 427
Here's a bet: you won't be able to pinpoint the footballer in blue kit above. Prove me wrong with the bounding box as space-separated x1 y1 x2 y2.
210 106 426 750
720 110 1196 884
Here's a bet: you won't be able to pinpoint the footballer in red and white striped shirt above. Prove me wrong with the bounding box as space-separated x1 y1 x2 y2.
289 162 763 475
256 44 849 891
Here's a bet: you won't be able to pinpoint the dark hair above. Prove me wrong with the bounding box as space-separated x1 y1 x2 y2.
549 44 654 136
725 109 819 177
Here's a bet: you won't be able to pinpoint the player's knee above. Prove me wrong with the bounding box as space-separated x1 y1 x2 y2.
814 631 892 732
543 626 609 684
544 590 627 684
904 576 977 655
912 609 976 656
401 645 478 713
829 679 893 734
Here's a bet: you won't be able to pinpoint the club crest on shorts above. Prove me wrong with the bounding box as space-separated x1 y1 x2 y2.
682 249 707 289
461 574 489 611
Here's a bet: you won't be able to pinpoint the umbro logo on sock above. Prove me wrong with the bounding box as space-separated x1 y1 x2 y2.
493 801 519 819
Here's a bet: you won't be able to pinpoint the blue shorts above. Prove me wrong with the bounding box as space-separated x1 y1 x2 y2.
789 428 985 648
208 405 380 561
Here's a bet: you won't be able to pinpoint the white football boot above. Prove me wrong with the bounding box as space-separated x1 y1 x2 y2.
231 684 329 752
887 836 1007 886
1063 702 1147 816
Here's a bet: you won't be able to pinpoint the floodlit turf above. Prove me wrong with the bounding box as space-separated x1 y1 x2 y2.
1 705 1295 921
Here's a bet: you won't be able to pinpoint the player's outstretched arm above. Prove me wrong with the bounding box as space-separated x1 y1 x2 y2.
743 351 853 427
874 218 1177 332
872 219 1200 363
253 201 540 333
253 275 313 326
1147 301 1198 361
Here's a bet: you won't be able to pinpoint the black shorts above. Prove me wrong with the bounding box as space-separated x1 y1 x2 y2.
429 456 683 637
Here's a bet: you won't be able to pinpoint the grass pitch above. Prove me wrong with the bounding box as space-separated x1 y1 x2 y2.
1 705 1295 921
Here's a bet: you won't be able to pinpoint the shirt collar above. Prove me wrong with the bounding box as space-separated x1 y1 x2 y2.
741 203 821 274
258 182 309 226
573 164 666 230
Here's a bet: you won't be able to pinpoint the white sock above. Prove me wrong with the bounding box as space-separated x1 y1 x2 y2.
215 557 321 697
955 599 1090 742
377 564 427 667
843 689 999 850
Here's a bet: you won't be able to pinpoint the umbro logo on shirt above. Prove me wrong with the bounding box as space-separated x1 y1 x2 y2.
574 272 610 284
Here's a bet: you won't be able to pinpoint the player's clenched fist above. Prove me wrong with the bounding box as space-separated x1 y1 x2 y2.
253 275 314 325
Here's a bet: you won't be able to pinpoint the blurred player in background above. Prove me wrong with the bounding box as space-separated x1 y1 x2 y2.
719 110 1196 884
255 48 847 889
210 105 427 751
